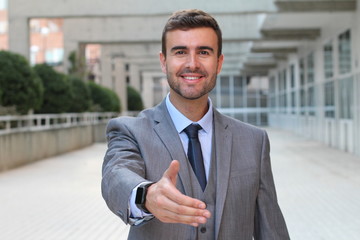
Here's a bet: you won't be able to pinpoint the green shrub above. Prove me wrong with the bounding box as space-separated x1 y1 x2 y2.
0 86 2 105
107 88 121 112
68 76 91 112
127 86 143 111
34 64 72 113
0 51 44 114
88 82 121 112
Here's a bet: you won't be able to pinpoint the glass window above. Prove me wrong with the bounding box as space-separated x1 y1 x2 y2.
339 77 353 119
270 96 276 112
283 69 287 90
279 93 287 113
45 48 64 65
307 86 316 116
247 91 257 108
307 53 314 83
0 21 6 34
269 76 276 94
291 92 296 114
324 42 333 79
324 81 335 118
300 89 306 115
268 76 276 112
278 71 283 91
299 59 305 87
220 76 230 108
338 30 351 74
290 64 295 88
278 70 287 91
234 76 244 108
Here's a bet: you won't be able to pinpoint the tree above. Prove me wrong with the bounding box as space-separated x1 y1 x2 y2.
127 85 144 111
68 76 91 112
88 82 121 112
34 64 72 113
0 51 44 114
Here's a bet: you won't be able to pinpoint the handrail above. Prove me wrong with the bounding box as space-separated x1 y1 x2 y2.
0 112 119 135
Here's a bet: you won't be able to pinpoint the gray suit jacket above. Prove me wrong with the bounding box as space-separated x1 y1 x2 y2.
102 99 290 240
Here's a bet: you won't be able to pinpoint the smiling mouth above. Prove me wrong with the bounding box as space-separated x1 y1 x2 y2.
182 76 202 80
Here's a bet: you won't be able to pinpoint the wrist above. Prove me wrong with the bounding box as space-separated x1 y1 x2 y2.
135 182 155 213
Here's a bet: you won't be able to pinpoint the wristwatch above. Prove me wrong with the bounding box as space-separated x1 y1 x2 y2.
135 182 154 213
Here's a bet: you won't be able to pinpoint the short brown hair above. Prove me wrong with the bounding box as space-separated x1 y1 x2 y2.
161 9 222 57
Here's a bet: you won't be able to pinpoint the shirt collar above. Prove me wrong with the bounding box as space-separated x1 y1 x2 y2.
165 93 213 134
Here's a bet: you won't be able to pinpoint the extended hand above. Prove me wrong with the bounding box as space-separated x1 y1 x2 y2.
145 160 211 227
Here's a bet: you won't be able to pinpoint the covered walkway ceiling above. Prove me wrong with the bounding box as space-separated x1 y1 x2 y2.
274 0 356 12
8 0 358 76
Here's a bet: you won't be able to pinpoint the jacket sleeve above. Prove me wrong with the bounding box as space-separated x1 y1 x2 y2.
101 117 147 224
253 130 290 240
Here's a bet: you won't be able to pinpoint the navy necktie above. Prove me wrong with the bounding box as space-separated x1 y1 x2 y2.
183 123 207 191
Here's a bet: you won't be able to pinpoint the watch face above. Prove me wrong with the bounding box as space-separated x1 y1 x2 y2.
135 186 146 204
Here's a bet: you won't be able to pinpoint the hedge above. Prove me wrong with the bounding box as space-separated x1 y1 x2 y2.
68 76 91 112
34 64 72 113
88 82 121 112
127 85 143 111
0 51 44 114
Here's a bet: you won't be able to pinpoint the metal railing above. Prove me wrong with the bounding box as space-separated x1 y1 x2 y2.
0 112 119 135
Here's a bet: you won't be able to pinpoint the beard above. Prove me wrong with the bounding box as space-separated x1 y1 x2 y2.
166 68 218 100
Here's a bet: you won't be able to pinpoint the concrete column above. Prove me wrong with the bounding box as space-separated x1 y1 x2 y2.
100 46 112 87
142 72 159 109
129 63 141 91
8 16 29 59
113 58 127 113
99 46 127 112
354 0 360 156
63 20 82 74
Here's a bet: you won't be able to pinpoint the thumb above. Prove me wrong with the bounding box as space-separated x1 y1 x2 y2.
163 160 180 185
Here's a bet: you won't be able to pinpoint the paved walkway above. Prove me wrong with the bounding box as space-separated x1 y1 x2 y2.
0 128 360 240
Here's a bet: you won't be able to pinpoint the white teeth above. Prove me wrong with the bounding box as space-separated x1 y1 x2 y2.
184 76 200 80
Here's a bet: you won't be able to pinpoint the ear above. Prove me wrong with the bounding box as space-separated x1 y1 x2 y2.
216 54 224 74
159 51 167 74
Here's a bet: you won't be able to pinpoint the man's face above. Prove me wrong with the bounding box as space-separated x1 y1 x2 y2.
160 27 224 101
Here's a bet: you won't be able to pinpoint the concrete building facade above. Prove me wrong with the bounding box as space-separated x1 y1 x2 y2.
5 0 360 156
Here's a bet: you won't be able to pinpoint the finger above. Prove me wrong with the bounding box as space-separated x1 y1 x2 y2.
163 160 180 185
158 208 209 226
151 196 209 225
161 195 211 218
169 192 207 210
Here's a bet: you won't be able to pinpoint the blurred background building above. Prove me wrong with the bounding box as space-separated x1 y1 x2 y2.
1 0 360 156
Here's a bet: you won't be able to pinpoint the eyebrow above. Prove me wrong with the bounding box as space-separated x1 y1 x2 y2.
170 46 215 53
170 46 187 52
198 46 214 53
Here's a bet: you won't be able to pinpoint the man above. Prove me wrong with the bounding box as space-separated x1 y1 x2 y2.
102 9 290 240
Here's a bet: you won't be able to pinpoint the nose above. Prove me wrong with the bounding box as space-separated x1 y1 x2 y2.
186 52 200 70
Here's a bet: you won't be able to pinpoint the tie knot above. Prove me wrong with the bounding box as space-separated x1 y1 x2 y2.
183 123 202 139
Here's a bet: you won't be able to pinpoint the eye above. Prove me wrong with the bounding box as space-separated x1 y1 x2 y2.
199 50 210 55
175 50 186 55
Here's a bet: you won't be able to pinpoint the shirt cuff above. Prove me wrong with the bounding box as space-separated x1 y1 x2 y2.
128 181 154 225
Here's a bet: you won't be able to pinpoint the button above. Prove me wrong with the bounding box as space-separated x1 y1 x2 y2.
200 227 207 233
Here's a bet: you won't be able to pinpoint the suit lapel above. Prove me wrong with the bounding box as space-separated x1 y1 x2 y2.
152 100 193 196
152 101 233 237
213 110 232 240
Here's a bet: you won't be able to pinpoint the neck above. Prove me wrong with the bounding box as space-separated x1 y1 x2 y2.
169 92 209 122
